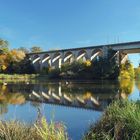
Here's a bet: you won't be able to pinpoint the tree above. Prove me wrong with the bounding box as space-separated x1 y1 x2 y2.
0 39 9 54
91 49 119 79
5 50 26 73
17 47 29 54
30 46 42 53
119 60 135 79
135 67 140 79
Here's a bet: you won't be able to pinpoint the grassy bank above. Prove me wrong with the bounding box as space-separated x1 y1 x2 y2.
0 117 68 140
0 74 38 80
84 100 140 140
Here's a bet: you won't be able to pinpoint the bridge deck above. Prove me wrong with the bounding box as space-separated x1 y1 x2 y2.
28 40 140 55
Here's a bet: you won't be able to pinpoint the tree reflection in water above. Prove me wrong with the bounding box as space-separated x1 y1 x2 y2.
135 80 140 96
0 80 136 115
119 79 134 99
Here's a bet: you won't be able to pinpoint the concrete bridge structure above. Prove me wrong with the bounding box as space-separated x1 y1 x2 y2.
27 41 140 71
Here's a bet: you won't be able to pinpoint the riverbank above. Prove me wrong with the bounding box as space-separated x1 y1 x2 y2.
0 117 68 140
84 100 140 140
0 74 38 80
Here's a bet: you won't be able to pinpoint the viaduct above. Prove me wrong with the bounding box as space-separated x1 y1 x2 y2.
27 41 140 71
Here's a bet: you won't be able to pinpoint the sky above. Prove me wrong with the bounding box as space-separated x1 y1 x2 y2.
0 0 140 67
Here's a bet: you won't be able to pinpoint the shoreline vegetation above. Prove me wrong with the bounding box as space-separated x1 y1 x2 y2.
0 39 140 140
0 117 68 140
0 74 38 80
0 63 138 81
84 100 140 140
1 100 139 140
0 39 139 80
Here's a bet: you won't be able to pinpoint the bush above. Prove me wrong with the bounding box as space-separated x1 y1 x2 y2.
84 100 140 140
48 68 60 79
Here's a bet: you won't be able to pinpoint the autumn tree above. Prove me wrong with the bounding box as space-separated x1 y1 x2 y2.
0 38 35 74
6 50 26 73
119 60 135 79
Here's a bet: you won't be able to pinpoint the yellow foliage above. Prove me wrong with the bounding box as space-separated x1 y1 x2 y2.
1 85 7 91
8 94 25 104
120 71 130 79
84 60 91 67
1 65 7 70
83 92 92 100
0 93 25 104
120 61 135 79
120 79 134 94
10 50 25 62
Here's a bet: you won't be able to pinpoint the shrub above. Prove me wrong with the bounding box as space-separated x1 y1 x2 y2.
84 100 140 140
48 68 60 79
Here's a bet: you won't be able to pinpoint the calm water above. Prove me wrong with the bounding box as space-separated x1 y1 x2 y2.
0 79 139 140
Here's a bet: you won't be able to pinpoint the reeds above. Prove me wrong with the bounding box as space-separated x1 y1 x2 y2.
84 100 140 140
0 117 68 140
35 117 68 140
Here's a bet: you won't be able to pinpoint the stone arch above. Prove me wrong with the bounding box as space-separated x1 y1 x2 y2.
42 54 51 68
52 52 62 68
90 49 103 61
32 55 41 71
77 50 88 61
64 51 73 63
32 55 40 64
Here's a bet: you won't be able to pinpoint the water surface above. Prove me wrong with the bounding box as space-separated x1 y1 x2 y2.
0 79 139 140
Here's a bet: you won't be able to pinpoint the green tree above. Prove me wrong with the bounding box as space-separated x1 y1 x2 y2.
30 46 42 53
91 49 119 79
0 39 9 54
17 47 29 54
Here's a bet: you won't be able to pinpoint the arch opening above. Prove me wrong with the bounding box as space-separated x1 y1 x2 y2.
64 51 73 63
32 55 41 71
91 49 102 61
77 50 88 61
42 54 50 63
32 55 40 64
52 53 62 68
42 54 51 68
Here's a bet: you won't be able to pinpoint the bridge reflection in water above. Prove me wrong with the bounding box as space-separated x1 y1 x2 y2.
0 81 127 113
0 80 136 140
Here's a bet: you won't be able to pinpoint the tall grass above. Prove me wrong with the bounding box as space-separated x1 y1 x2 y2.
0 74 38 80
35 117 68 140
0 121 40 140
0 118 68 140
84 100 140 140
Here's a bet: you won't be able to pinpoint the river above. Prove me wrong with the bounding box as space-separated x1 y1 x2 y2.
0 79 139 140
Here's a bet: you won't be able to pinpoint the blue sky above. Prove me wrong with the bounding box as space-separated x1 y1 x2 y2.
0 0 140 67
